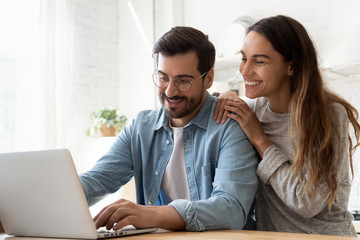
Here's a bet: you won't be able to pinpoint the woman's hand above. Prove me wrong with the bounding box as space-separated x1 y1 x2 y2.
225 99 272 158
214 91 239 123
93 198 185 231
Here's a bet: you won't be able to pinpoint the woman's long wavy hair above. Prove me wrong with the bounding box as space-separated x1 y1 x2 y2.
248 15 360 208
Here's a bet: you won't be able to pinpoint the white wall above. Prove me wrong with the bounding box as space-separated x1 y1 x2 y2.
71 0 120 140
183 0 359 57
70 0 156 141
118 0 156 120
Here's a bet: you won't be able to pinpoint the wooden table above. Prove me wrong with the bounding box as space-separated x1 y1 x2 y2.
354 221 360 233
1 230 358 240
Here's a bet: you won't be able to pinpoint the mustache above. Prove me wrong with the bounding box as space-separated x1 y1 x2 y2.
161 93 185 101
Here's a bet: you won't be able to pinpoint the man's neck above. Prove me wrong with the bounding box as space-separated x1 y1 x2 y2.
170 118 190 128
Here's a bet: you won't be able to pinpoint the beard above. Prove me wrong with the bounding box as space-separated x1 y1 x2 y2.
159 92 204 119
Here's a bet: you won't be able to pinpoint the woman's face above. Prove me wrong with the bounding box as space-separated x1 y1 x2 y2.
240 31 293 101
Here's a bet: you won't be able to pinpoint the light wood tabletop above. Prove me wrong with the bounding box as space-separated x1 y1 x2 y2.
2 229 358 240
117 230 358 240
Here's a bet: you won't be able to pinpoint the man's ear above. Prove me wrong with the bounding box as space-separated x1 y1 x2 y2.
205 68 214 89
288 61 294 76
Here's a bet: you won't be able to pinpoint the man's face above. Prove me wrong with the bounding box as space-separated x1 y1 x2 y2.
156 51 213 127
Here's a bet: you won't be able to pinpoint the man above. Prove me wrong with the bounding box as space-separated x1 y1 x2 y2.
79 26 259 232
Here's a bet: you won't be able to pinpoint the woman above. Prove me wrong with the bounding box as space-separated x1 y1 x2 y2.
214 15 360 236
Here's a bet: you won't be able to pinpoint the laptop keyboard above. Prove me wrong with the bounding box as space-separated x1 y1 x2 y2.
97 226 144 238
98 229 126 238
97 227 131 237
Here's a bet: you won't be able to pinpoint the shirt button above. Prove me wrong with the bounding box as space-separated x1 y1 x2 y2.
166 139 170 144
155 171 159 176
148 201 153 205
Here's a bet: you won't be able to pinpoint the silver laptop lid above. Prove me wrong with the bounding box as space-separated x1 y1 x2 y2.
0 149 98 239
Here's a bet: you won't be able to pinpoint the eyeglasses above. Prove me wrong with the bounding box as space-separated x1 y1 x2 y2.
153 71 207 92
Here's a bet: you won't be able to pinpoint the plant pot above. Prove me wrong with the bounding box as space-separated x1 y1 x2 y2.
100 124 117 137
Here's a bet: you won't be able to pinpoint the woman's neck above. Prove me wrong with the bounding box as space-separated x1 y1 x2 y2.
267 95 291 113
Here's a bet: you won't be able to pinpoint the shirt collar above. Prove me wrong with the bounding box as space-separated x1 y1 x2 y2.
153 92 214 131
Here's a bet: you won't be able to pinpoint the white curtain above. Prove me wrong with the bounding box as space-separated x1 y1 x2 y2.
36 0 74 149
0 0 73 152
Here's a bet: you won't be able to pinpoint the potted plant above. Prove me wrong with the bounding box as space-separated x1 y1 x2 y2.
86 107 127 137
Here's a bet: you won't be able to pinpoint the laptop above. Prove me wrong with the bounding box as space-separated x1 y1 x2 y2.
0 149 157 239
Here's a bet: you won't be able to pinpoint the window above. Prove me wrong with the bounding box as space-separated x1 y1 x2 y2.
0 0 41 152
0 0 73 152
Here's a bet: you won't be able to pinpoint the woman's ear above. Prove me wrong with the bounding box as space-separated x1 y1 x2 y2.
288 62 294 76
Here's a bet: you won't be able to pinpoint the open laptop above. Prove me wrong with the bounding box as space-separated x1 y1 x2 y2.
0 149 157 239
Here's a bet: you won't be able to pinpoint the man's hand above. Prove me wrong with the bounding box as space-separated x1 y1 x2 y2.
93 198 186 231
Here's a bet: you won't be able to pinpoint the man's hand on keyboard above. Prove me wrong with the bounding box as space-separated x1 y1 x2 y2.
93 198 185 231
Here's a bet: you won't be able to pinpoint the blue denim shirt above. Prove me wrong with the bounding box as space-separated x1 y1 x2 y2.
79 92 259 231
